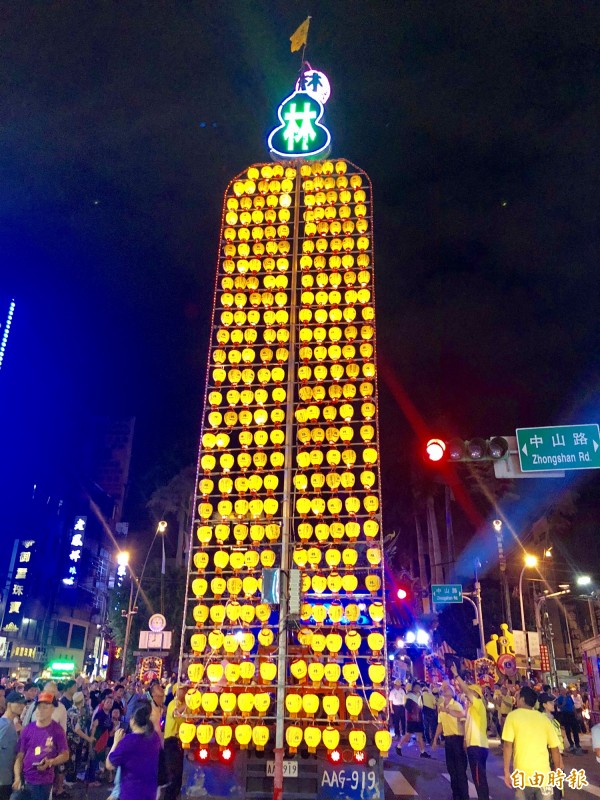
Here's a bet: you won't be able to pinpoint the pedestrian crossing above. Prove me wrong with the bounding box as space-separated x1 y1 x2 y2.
442 772 479 798
385 767 600 798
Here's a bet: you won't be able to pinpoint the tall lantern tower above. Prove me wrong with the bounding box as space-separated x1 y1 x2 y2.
179 60 391 800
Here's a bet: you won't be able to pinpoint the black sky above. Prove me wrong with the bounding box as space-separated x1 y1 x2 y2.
1 1 598 550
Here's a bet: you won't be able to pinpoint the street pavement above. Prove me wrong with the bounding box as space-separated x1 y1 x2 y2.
60 734 600 800
384 733 600 800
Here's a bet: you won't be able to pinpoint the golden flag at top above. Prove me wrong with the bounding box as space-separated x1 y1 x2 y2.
290 17 310 52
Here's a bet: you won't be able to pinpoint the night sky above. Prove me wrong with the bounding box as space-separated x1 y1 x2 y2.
1 2 598 570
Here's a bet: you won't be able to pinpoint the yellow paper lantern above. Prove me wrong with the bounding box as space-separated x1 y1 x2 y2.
311 604 327 624
326 632 343 655
374 729 392 757
259 661 277 684
190 634 206 655
322 726 340 752
242 576 258 597
286 725 303 753
342 662 360 687
325 548 341 568
239 660 255 684
237 692 254 717
196 723 213 745
239 632 255 653
308 662 325 687
302 693 320 718
206 663 224 685
365 574 382 596
225 662 240 685
344 630 363 654
327 572 343 594
193 551 209 572
226 577 243 598
310 633 326 654
253 725 269 751
210 605 226 626
304 726 322 754
186 689 202 710
342 574 358 594
192 578 208 598
201 693 218 715
215 725 233 747
366 547 382 566
211 577 226 598
208 630 224 651
179 722 196 748
320 697 339 723
192 604 209 624
255 603 271 624
324 662 341 686
368 601 385 622
290 659 307 682
285 694 303 718
349 729 367 752
253 693 271 717
368 663 387 687
258 628 274 648
369 691 387 713
367 632 385 656
235 724 253 749
345 604 360 623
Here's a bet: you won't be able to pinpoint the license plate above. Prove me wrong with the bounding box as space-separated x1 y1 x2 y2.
266 760 298 777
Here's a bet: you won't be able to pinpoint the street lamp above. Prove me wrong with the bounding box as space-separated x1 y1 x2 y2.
519 554 538 673
121 521 168 676
576 575 598 637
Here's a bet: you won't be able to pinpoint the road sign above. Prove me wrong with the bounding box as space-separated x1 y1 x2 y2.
432 584 463 604
516 424 600 472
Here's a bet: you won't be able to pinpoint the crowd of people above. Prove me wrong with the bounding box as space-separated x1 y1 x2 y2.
0 670 597 800
0 675 187 800
388 667 595 800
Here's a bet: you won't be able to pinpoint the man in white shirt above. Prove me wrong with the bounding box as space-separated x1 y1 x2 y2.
389 680 406 739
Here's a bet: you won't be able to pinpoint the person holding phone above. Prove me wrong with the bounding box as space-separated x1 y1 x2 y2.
106 702 161 800
12 691 69 800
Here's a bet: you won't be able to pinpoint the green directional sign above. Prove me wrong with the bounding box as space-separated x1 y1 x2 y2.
432 584 463 604
516 424 600 472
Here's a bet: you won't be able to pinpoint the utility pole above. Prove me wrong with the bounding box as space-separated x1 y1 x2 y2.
493 519 512 629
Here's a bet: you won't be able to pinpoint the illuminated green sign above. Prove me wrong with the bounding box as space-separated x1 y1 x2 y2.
49 661 75 672
268 90 331 159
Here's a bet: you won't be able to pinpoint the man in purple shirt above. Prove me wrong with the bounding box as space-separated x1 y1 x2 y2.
13 691 69 800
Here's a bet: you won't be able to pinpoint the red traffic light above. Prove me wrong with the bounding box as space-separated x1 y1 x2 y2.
425 438 446 462
220 747 233 763
396 587 408 600
328 749 341 764
197 747 209 762
354 750 366 763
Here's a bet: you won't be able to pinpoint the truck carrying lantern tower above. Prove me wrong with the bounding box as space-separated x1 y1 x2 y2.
179 30 390 800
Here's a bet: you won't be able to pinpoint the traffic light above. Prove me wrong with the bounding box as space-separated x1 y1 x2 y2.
396 587 408 601
424 437 508 464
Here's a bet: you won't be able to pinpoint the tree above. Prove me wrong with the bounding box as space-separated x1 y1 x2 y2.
146 465 195 567
108 560 187 676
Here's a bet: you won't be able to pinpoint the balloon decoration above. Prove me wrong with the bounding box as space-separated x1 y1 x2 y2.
181 160 388 759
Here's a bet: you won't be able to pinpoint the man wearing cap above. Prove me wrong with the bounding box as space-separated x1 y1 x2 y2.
451 664 490 800
538 692 564 800
13 691 69 800
0 691 25 799
163 684 189 800
433 681 468 800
